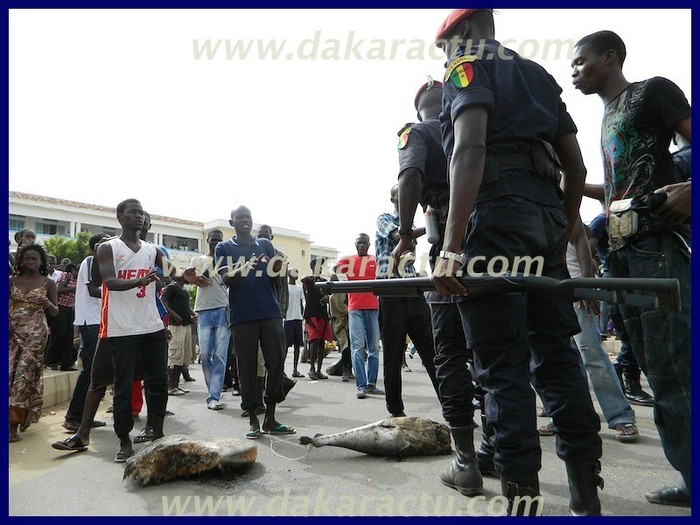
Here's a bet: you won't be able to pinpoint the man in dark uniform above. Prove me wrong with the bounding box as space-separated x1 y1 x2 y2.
432 10 602 515
391 80 496 493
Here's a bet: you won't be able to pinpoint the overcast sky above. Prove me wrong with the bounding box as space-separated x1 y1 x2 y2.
8 9 691 257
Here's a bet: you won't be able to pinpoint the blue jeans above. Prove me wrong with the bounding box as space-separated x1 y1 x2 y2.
608 231 691 489
572 304 635 429
348 309 380 390
197 307 231 404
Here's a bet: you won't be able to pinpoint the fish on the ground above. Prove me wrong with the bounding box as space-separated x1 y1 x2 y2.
299 416 452 458
123 435 257 486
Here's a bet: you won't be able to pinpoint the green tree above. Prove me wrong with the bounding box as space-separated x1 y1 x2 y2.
42 231 93 265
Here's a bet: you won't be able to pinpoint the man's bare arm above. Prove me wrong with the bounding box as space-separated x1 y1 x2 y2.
553 133 586 235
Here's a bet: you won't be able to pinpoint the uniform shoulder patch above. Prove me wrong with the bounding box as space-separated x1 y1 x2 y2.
397 124 413 150
444 55 478 89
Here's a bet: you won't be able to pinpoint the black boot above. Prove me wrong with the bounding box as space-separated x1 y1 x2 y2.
476 414 497 477
565 459 604 516
622 368 654 407
440 426 483 496
500 474 542 516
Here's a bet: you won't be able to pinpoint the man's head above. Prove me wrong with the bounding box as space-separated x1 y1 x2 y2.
288 268 298 283
436 9 494 57
310 257 326 276
390 184 399 208
46 254 57 274
17 228 37 247
355 233 370 257
139 211 152 241
89 233 110 254
65 262 78 277
116 198 145 232
415 80 443 121
229 206 252 236
59 257 72 270
257 224 273 240
207 229 224 252
572 31 626 96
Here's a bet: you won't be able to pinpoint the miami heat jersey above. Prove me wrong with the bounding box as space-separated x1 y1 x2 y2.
99 238 164 338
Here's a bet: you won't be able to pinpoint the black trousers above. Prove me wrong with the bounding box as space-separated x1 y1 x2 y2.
110 330 168 438
430 301 475 428
232 319 284 412
379 296 439 415
46 305 74 368
457 196 601 479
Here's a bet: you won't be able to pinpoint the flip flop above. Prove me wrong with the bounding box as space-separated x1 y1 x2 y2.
114 449 135 463
614 423 639 442
133 427 154 444
263 424 296 435
9 434 23 443
246 428 262 440
52 436 88 452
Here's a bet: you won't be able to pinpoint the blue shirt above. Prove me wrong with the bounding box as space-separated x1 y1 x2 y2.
215 237 281 326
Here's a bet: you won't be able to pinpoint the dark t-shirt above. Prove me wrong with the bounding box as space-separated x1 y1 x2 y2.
300 276 329 320
602 77 691 206
161 284 191 326
397 118 449 210
215 237 281 326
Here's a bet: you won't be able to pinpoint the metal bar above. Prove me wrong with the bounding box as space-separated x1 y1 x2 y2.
315 275 680 312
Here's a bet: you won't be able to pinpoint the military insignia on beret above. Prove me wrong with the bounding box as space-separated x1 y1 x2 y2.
397 126 412 150
444 55 477 89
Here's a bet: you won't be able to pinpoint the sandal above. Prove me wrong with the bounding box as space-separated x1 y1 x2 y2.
114 449 135 463
52 435 88 452
614 423 639 442
133 427 154 444
538 422 554 436
246 427 262 440
263 423 296 435
292 371 305 378
9 434 23 443
20 412 32 432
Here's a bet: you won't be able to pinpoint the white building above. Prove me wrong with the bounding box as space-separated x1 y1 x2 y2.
9 191 338 273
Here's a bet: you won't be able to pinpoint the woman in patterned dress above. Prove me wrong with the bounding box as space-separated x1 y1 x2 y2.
9 243 58 442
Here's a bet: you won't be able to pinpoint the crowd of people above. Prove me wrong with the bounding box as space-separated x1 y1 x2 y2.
8 8 690 516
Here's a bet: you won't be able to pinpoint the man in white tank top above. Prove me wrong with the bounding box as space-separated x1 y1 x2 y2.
96 198 206 462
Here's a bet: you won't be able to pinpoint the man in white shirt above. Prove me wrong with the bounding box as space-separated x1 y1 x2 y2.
190 229 231 410
284 270 305 378
61 233 111 432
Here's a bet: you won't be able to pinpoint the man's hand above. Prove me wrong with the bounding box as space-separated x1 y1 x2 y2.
577 299 600 317
654 182 691 224
183 267 210 287
431 258 468 296
391 237 415 272
139 269 159 288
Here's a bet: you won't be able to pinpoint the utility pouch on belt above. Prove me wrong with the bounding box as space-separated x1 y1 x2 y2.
532 139 563 184
608 199 639 244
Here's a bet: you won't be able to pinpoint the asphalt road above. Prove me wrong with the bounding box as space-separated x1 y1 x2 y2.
8 352 692 517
